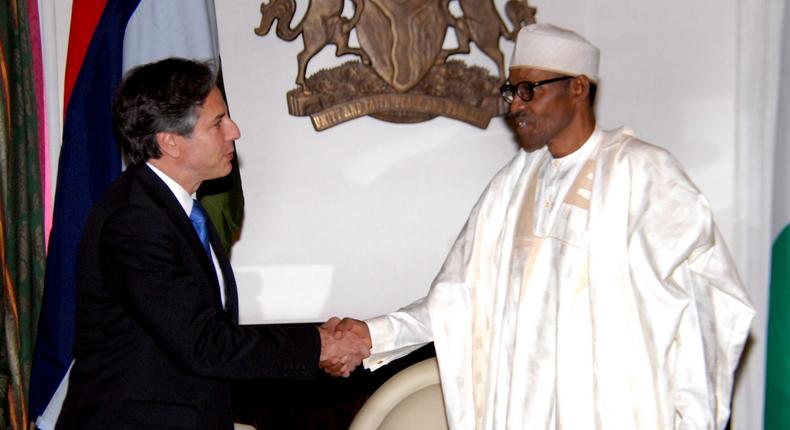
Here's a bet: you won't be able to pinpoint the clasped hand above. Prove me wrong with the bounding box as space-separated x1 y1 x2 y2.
317 317 371 377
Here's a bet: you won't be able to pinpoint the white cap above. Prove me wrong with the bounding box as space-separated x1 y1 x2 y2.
510 23 600 82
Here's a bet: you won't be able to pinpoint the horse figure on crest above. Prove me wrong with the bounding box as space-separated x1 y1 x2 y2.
255 0 370 92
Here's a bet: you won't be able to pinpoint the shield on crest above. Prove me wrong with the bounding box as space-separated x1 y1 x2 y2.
355 0 448 92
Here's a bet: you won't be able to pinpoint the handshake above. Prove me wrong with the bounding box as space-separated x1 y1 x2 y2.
317 317 371 377
318 317 372 378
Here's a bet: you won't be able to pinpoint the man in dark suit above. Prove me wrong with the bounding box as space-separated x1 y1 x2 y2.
56 58 368 429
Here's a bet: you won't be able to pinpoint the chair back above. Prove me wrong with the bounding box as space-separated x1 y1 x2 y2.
349 357 449 430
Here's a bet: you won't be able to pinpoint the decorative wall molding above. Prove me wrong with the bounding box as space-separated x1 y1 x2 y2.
255 0 536 131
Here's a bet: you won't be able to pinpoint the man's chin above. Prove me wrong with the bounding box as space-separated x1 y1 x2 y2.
516 137 545 153
206 164 233 182
219 165 233 178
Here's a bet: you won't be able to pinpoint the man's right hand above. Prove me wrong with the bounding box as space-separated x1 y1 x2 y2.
317 317 370 377
332 318 371 348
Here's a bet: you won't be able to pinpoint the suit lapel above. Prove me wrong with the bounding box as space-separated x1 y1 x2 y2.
132 165 224 308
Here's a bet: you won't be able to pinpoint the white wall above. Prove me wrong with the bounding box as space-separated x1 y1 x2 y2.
215 0 739 324
217 1 519 323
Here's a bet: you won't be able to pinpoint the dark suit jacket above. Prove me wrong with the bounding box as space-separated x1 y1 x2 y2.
56 164 321 430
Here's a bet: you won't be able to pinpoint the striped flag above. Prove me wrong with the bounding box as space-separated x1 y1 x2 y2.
765 4 790 428
29 0 241 426
29 0 138 423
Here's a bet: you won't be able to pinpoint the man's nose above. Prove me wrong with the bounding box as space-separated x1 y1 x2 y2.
226 119 241 141
509 97 527 114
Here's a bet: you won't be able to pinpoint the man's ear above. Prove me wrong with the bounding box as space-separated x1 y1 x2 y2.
156 131 180 158
570 75 591 101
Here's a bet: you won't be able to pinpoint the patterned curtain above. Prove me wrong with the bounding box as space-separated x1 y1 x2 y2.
0 0 47 429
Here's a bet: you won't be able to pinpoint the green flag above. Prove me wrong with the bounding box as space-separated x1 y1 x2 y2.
766 227 790 428
765 4 790 428
198 156 244 253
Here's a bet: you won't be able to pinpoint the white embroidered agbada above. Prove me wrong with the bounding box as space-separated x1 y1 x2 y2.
363 127 754 430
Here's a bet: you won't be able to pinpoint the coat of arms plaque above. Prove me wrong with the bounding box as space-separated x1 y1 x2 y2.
255 0 536 131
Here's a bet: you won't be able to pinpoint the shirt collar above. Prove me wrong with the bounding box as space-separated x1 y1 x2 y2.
146 162 195 215
553 125 602 163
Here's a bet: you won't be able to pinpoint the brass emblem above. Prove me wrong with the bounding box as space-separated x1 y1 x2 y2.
255 0 536 131
356 0 447 92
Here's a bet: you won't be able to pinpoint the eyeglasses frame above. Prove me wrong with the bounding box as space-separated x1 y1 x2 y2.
500 75 575 103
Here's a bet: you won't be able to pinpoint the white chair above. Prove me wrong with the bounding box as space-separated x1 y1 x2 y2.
349 358 449 430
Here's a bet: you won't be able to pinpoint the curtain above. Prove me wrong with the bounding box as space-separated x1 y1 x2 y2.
0 0 47 429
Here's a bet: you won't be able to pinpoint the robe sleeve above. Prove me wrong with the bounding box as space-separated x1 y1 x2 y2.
626 149 754 429
657 223 755 429
363 297 432 370
364 192 486 371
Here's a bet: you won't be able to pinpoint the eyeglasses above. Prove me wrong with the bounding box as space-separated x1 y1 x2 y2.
500 76 574 103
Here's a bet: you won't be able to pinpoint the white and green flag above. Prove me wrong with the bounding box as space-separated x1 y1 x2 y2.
765 4 790 428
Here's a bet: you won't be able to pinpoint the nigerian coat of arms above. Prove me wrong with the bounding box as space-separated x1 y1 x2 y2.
255 0 536 130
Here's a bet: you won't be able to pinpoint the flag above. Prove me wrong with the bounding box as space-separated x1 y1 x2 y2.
29 0 140 422
766 229 790 428
765 3 790 428
0 0 48 428
29 0 244 425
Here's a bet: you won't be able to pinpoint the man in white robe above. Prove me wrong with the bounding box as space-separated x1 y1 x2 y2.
335 23 754 430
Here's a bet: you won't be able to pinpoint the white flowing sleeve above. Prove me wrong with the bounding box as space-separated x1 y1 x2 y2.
363 211 479 371
626 149 754 429
363 296 432 370
363 194 486 371
673 226 754 429
360 151 526 375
